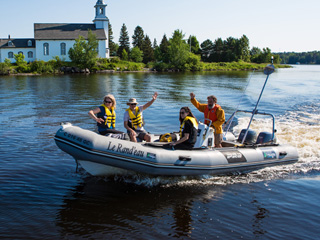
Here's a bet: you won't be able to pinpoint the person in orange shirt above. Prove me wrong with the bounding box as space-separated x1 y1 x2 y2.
190 93 225 148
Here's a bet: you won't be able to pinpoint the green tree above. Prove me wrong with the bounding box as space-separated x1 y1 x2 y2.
118 23 130 59
68 30 98 70
250 47 262 63
108 22 117 56
200 39 214 62
212 38 224 62
224 37 237 62
188 35 200 54
153 38 158 49
251 47 272 63
130 46 143 62
157 34 169 62
0 59 11 75
237 35 250 62
14 53 27 65
167 30 189 70
14 53 28 73
122 49 129 61
142 35 154 63
132 26 144 50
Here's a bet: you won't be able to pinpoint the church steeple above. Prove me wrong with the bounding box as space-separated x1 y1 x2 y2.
93 0 109 58
93 0 108 30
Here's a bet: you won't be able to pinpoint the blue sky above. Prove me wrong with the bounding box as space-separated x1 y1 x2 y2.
1 0 319 52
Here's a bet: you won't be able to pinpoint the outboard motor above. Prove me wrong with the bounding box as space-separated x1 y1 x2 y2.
256 132 276 144
237 129 257 144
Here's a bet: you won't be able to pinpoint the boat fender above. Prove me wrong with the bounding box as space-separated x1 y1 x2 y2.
179 156 191 161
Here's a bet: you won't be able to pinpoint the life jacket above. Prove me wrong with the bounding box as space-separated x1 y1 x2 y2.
179 116 199 141
204 104 220 126
97 104 116 129
126 107 143 129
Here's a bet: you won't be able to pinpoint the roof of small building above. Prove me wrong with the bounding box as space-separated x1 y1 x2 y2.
0 39 35 48
34 23 107 40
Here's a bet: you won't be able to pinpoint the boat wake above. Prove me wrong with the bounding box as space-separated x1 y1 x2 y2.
96 102 320 187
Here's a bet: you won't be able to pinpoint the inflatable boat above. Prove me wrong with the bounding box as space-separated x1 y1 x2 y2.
54 63 299 176
54 121 298 176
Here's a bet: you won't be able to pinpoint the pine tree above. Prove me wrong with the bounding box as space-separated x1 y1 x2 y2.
159 34 169 63
142 35 154 63
118 23 130 59
108 22 117 56
200 39 214 62
132 26 145 50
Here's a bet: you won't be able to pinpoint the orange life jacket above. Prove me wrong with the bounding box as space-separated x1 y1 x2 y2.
204 104 221 126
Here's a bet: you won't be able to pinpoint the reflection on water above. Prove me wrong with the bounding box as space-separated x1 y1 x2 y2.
56 177 226 239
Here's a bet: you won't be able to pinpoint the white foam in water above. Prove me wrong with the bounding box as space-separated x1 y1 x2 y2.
110 103 320 187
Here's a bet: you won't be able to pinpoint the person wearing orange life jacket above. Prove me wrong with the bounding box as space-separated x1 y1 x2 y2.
88 94 126 136
169 107 198 150
124 92 158 142
190 93 225 148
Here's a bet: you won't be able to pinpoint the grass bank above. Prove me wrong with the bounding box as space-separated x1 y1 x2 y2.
0 58 291 76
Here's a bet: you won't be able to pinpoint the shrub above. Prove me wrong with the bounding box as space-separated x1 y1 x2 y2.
0 62 10 75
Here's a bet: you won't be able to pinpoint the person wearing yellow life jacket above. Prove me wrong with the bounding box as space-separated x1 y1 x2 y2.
169 107 198 150
190 93 225 148
124 92 158 142
88 94 125 136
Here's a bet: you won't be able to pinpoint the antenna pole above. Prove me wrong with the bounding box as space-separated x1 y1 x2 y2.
241 57 274 144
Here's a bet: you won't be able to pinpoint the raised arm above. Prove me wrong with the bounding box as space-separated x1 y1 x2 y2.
142 92 158 110
190 92 206 113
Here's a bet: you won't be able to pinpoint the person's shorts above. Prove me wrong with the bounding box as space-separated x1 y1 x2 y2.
128 129 148 141
214 133 223 146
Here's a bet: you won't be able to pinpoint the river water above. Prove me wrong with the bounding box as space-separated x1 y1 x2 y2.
0 65 319 239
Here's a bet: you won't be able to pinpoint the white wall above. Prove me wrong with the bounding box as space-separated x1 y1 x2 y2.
0 48 36 63
35 39 108 61
35 40 74 62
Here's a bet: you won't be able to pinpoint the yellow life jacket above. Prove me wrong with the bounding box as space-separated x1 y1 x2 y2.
100 104 116 128
126 107 143 129
179 116 198 138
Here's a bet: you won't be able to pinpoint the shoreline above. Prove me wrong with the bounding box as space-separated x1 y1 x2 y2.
1 63 293 76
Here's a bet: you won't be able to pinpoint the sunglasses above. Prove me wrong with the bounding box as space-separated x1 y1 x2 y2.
105 101 112 104
130 103 137 106
180 111 186 115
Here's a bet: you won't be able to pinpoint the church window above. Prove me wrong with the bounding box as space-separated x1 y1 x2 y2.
43 43 49 55
8 41 13 46
8 52 13 58
28 40 32 47
60 43 66 55
28 51 33 58
100 7 103 15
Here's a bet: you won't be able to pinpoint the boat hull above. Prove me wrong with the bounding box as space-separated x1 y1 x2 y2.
54 124 299 176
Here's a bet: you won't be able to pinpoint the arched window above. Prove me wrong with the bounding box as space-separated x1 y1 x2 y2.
18 51 23 56
28 40 32 47
28 51 33 58
8 52 13 58
43 43 49 55
60 43 66 55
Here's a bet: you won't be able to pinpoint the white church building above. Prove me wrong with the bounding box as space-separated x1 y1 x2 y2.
0 0 109 63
